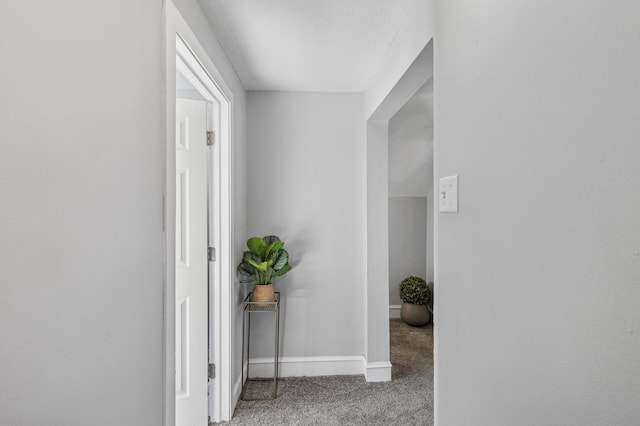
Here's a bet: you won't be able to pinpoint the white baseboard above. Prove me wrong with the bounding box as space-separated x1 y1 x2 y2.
389 304 401 318
248 355 365 378
232 372 243 408
246 356 392 383
365 361 392 382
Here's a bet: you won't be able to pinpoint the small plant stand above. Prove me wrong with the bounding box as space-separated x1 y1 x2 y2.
240 291 281 400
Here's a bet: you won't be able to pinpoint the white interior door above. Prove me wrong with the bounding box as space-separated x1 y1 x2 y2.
176 98 209 426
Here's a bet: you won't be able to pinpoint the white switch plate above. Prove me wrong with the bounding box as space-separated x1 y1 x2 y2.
439 175 458 213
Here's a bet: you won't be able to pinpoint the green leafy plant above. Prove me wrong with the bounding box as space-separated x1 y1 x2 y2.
237 235 292 285
399 276 431 305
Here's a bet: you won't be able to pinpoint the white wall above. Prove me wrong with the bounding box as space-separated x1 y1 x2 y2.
246 92 365 363
0 1 164 424
435 1 640 425
0 0 247 424
388 80 434 199
388 197 427 306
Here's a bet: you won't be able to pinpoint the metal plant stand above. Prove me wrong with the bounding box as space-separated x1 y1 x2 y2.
241 291 280 400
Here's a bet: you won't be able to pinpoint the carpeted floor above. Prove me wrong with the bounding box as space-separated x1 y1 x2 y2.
219 319 433 425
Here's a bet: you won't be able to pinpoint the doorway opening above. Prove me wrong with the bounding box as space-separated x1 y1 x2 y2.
364 40 433 382
386 76 434 415
174 35 232 424
387 78 434 319
164 10 234 422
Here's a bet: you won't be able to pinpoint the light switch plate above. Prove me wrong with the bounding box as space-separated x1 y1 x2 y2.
439 175 458 213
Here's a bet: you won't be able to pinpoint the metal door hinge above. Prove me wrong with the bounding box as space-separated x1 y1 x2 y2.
208 247 216 262
206 131 215 146
209 363 216 379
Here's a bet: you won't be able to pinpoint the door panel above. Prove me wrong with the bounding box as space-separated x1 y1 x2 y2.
176 98 209 426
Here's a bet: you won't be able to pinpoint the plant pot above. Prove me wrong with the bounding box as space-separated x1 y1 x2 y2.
252 284 274 306
400 302 430 327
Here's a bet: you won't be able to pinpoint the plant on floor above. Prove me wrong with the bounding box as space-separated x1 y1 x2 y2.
399 276 431 327
399 276 430 305
237 235 292 303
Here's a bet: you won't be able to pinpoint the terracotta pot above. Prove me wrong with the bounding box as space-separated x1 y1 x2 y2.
400 302 430 327
252 284 274 306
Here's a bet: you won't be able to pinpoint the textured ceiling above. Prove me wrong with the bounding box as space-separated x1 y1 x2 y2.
199 0 416 92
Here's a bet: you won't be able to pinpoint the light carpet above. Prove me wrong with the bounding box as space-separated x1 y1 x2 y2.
218 319 433 425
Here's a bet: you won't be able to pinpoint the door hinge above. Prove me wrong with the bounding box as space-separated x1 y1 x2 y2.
206 130 215 146
208 247 216 262
208 363 216 379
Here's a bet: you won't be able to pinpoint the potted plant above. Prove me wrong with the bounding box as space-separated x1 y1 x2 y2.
399 276 431 326
237 235 292 304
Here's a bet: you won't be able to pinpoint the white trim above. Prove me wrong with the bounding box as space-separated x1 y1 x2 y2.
389 304 401 318
247 356 365 378
365 361 393 382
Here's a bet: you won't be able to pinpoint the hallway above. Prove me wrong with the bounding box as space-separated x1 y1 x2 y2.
223 319 433 425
